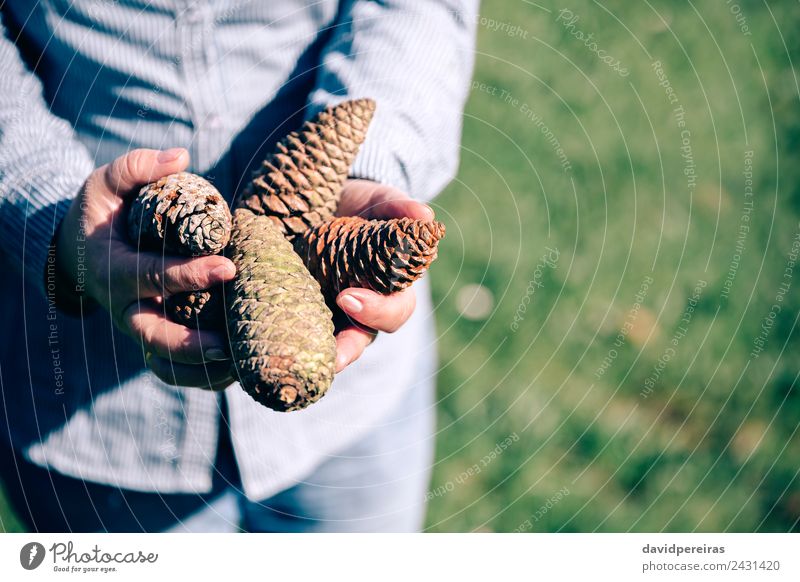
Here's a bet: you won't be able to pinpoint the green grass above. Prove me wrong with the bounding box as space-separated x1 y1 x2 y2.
2 0 798 533
426 0 800 532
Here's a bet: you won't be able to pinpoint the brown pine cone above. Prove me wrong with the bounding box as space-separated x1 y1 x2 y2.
128 172 232 256
236 99 376 240
226 209 336 412
165 288 224 330
294 216 446 298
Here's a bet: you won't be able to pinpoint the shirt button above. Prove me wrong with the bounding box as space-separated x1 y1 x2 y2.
184 4 204 24
206 113 222 129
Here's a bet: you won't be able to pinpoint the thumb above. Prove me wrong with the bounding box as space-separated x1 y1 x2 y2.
102 148 190 198
338 179 434 220
122 251 236 299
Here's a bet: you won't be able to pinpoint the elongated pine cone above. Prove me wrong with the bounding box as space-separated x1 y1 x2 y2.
165 288 224 329
128 172 232 256
295 216 446 298
236 99 376 240
226 209 336 412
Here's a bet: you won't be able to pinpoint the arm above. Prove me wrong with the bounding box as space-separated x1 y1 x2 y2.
0 14 236 389
306 0 478 369
307 0 479 201
0 12 94 299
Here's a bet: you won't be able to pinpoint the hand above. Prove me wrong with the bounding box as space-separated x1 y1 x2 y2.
333 179 434 372
55 148 237 390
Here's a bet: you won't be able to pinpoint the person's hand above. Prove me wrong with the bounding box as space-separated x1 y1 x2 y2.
333 179 434 372
55 148 237 390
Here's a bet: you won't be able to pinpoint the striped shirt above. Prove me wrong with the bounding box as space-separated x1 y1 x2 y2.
0 0 476 500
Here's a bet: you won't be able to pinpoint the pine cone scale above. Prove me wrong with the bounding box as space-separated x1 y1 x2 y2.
128 172 232 256
236 99 376 240
296 216 446 298
226 209 335 412
125 100 446 413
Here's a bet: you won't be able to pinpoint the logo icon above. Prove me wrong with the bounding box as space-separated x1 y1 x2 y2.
20 542 46 570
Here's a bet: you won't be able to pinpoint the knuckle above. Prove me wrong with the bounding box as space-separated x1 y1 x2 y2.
119 301 140 334
161 264 199 297
140 318 158 351
85 170 104 195
102 162 120 193
401 291 417 321
384 294 415 333
123 151 143 184
175 263 202 292
144 259 167 295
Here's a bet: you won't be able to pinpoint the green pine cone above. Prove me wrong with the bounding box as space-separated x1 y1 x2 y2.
226 209 336 412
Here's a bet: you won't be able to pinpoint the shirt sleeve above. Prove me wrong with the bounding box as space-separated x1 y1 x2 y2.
0 13 94 299
306 0 479 202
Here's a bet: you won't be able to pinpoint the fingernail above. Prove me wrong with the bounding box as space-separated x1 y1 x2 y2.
158 148 184 163
337 294 363 314
210 263 235 280
205 348 229 362
336 353 349 371
423 204 436 219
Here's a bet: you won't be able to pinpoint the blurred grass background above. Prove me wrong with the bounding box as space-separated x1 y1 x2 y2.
426 0 799 531
2 0 798 533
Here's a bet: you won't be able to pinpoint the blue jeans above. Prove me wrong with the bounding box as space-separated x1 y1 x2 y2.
1 381 434 533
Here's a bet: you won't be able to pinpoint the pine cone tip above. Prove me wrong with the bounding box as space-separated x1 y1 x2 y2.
297 216 446 297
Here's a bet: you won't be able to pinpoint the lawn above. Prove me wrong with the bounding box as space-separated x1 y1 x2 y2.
426 0 799 531
2 0 798 533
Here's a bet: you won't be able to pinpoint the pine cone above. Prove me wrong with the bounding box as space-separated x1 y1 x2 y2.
226 209 336 412
236 99 376 240
165 288 224 330
295 216 446 298
128 172 232 256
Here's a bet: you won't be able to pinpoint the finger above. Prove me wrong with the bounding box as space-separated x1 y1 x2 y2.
102 148 190 197
336 287 416 333
147 355 234 390
334 326 377 372
337 180 434 221
113 247 236 299
366 196 435 221
123 303 231 365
